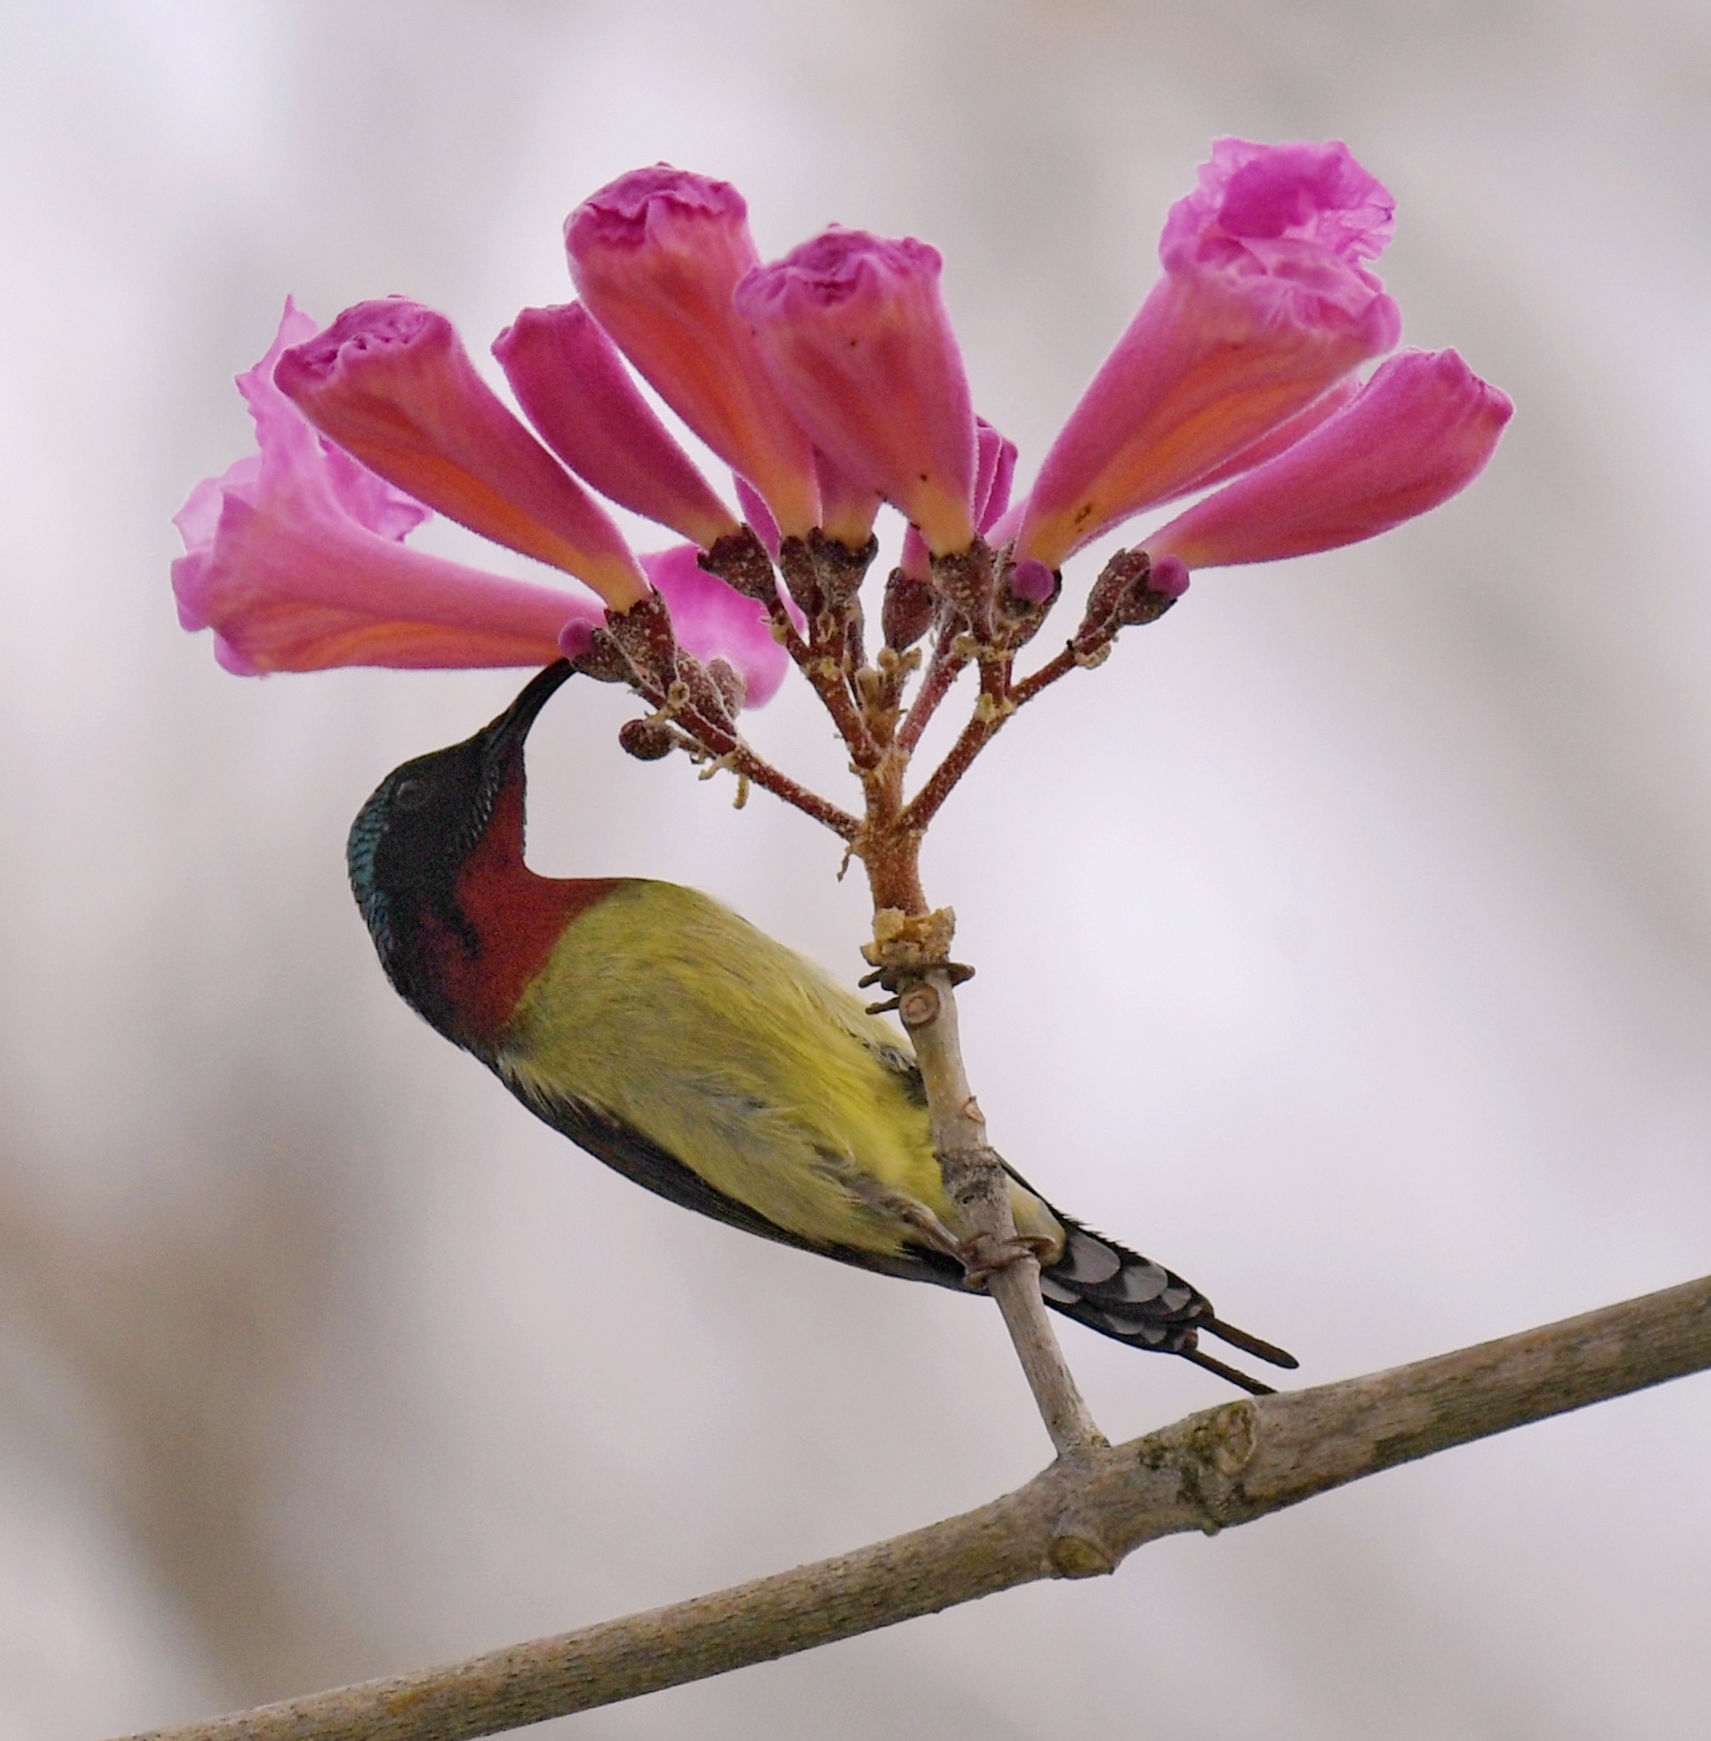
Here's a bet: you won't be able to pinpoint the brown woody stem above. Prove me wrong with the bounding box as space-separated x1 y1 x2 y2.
898 968 1103 1455
112 1275 1711 1741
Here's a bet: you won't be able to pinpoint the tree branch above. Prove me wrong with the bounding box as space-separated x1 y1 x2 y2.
114 1272 1711 1741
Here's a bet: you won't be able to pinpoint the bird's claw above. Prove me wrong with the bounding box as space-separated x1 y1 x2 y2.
857 959 976 996
958 1231 1056 1290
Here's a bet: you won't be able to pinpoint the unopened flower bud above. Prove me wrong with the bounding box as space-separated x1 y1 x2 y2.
619 716 678 760
883 568 938 650
1072 547 1183 643
996 558 1059 651
1079 547 1148 632
706 656 747 716
1117 551 1188 627
1008 558 1056 604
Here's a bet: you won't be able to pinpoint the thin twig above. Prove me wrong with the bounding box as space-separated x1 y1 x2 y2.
717 740 860 840
900 656 1015 835
896 622 969 754
115 1273 1711 1741
1008 644 1080 708
627 679 861 841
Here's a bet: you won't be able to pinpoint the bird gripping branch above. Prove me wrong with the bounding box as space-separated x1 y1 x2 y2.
348 662 1296 1394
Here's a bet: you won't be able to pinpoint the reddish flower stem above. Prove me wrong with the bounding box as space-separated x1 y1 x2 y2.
900 654 1014 836
896 623 969 754
1008 643 1081 708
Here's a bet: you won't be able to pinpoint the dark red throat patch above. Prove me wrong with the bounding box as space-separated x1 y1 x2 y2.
428 776 617 1047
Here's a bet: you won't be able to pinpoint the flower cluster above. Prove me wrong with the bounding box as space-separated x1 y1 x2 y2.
174 140 1509 711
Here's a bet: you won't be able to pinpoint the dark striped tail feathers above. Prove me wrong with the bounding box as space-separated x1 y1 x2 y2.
1038 1216 1298 1396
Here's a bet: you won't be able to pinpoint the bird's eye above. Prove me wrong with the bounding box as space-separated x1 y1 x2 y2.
393 777 430 811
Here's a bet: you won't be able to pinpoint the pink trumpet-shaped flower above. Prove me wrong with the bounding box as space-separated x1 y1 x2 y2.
172 302 603 673
638 544 791 705
894 420 1014 584
492 303 741 551
1017 138 1402 569
1144 348 1512 570
566 167 820 539
736 230 977 556
275 299 649 609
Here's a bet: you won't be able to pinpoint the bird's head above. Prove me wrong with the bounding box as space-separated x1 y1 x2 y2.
348 659 576 1040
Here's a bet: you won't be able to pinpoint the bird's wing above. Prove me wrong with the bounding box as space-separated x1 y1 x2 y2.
509 1079 968 1291
860 1038 929 1104
510 1068 1294 1393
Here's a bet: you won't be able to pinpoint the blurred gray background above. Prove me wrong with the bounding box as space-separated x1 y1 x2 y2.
4 0 1710 1735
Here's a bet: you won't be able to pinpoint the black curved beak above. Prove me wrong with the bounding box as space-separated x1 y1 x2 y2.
481 659 577 768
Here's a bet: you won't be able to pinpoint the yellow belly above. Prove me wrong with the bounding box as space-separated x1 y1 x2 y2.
496 881 958 1256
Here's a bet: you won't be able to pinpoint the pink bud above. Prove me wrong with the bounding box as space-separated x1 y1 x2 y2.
1008 557 1055 603
1144 349 1512 570
736 229 977 556
1017 139 1402 569
1148 554 1191 597
565 167 820 539
275 299 648 609
493 303 740 550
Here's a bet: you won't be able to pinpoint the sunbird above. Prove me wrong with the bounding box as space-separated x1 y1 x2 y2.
348 662 1296 1394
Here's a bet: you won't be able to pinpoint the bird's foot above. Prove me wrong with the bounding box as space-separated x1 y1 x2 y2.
958 1231 1057 1290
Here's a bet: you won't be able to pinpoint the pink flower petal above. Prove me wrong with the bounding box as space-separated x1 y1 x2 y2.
897 523 933 585
565 167 820 539
736 229 977 555
732 474 781 560
974 419 1019 536
1144 348 1512 570
275 298 648 609
493 302 740 550
178 493 601 672
814 447 883 549
172 303 604 672
639 543 790 706
1017 139 1402 569
1164 376 1361 499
